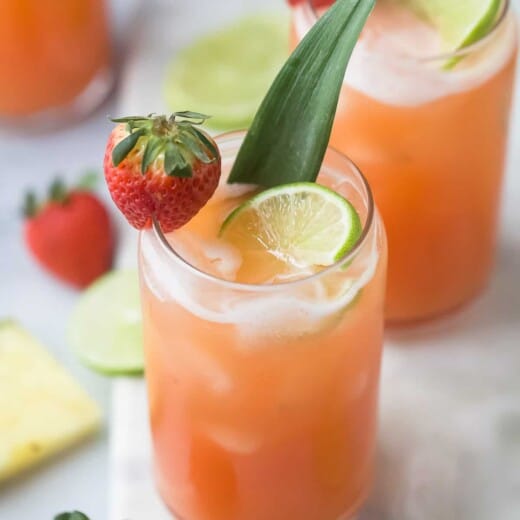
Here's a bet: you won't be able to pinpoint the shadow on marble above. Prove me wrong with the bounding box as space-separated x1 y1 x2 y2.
385 236 520 345
360 237 520 520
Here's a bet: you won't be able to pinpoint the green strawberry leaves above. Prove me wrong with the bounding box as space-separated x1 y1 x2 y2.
141 136 164 174
178 131 213 164
188 126 220 158
112 128 146 166
109 113 218 177
164 143 192 177
76 171 99 190
54 512 90 520
48 178 69 203
22 191 38 218
22 172 101 218
227 0 375 187
173 111 211 124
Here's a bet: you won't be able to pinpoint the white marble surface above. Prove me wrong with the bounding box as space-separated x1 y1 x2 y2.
1 1 519 520
0 1 137 519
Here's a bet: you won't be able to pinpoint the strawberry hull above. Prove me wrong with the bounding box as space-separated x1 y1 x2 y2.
103 116 221 233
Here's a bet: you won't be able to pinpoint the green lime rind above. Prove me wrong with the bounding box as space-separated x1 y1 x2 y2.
443 0 502 68
76 360 144 378
163 14 289 131
220 182 362 268
399 0 502 54
455 0 502 50
68 270 144 376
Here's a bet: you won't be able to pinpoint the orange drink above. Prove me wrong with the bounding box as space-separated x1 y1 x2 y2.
139 132 387 520
0 0 112 126
291 0 518 322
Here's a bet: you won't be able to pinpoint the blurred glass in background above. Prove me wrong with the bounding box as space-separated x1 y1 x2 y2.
0 0 113 130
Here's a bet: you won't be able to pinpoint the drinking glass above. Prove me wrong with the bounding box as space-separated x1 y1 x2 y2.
291 0 517 323
138 131 387 520
0 0 113 129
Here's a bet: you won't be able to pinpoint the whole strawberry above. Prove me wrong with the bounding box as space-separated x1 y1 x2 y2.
104 112 221 233
23 176 115 289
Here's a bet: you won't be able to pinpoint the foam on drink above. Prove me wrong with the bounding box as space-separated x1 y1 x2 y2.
294 0 516 106
139 167 380 334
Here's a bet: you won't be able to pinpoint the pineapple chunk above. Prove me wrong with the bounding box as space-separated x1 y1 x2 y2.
0 321 101 482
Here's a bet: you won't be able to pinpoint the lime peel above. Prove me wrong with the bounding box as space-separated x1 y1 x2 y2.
219 182 362 274
68 270 144 376
163 15 289 131
397 0 502 55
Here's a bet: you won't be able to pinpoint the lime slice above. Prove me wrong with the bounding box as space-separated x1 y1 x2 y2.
68 270 143 376
163 15 288 131
399 0 502 52
219 183 362 283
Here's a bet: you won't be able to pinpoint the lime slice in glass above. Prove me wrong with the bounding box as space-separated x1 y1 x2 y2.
400 0 502 52
68 270 143 376
219 182 362 283
163 15 288 131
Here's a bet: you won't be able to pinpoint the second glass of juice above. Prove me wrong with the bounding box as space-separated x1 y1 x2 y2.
0 0 113 129
292 0 517 323
139 132 387 520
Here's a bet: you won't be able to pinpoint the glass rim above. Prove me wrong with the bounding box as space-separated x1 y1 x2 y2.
150 129 376 293
303 0 511 63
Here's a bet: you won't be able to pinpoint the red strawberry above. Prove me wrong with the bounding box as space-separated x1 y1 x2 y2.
23 176 115 288
103 112 221 233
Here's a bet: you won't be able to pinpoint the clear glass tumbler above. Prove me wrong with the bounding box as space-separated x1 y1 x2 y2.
138 132 387 520
291 0 518 323
0 0 113 130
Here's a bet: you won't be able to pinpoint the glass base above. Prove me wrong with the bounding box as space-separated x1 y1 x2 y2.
338 513 359 520
156 463 369 520
0 65 114 133
163 505 359 520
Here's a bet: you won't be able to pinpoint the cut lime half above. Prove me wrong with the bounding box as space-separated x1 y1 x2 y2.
163 14 289 131
399 0 502 53
219 183 362 283
68 270 144 376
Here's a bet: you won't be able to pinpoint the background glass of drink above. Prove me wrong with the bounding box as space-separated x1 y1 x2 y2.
291 0 518 323
0 0 113 130
138 132 387 520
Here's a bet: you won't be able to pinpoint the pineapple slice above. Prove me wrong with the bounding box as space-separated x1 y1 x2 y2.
0 321 101 482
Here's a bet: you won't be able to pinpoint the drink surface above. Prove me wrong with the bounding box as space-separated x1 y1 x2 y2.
293 0 518 322
294 0 517 105
141 159 384 339
167 168 364 285
139 140 387 519
0 0 111 116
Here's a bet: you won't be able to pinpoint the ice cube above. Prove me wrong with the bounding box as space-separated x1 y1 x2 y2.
205 424 263 455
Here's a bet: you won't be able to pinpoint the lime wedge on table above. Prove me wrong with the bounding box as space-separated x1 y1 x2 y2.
400 0 502 52
68 270 143 376
219 183 362 283
163 15 288 130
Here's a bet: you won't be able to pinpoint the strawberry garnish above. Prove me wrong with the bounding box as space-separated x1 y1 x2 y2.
23 175 115 289
103 112 221 233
